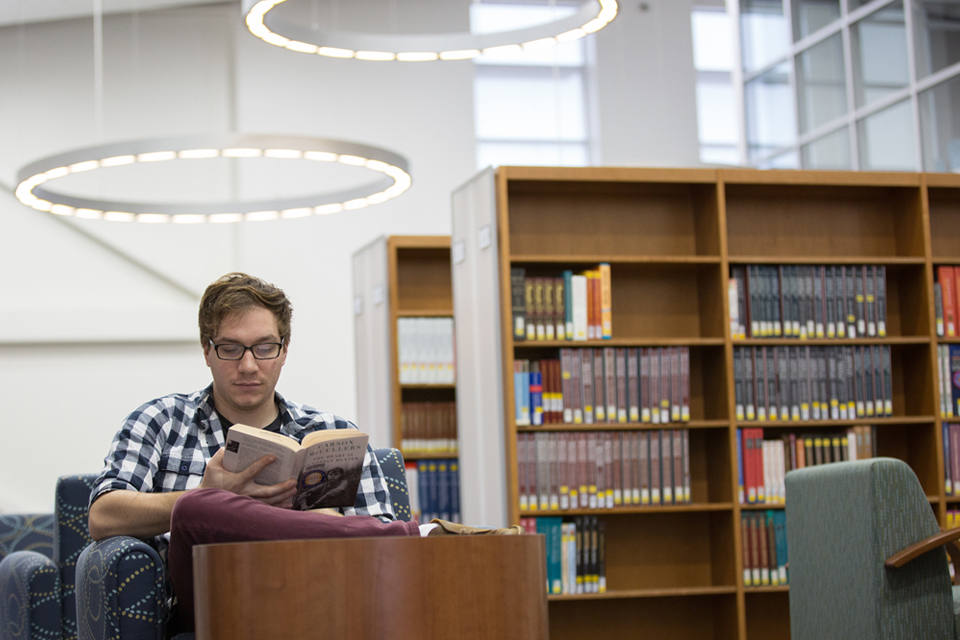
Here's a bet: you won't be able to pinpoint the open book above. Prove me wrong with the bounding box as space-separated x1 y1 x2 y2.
222 424 369 510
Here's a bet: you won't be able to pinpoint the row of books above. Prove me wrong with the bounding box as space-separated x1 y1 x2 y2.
520 516 606 595
737 426 877 504
518 430 693 512
734 345 893 422
937 345 960 419
397 317 455 384
943 424 960 496
405 459 461 524
510 265 612 342
729 264 887 339
400 402 458 456
514 347 691 427
935 266 960 337
742 511 788 587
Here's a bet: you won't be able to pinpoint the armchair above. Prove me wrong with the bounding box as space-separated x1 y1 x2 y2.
786 457 960 640
0 449 410 640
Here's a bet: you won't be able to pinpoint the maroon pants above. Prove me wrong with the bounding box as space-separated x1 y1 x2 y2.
168 488 420 630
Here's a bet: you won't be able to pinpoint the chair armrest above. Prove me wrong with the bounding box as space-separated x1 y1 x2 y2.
884 527 960 569
76 536 167 640
0 550 61 640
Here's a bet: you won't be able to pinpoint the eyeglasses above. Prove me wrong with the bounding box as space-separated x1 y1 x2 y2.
209 340 284 361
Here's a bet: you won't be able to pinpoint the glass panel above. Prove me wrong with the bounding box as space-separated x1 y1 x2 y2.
801 127 852 169
758 150 800 168
740 0 790 71
745 62 796 162
919 75 960 172
471 3 584 66
476 141 588 169
696 76 738 146
796 33 847 133
700 145 741 165
852 2 909 108
792 0 841 41
913 1 960 80
474 67 586 141
857 99 917 170
692 10 735 72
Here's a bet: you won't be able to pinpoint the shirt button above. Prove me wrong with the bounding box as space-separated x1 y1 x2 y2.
180 463 190 472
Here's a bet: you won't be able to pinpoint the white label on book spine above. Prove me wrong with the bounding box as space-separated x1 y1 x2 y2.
744 569 751 586
630 407 640 422
827 322 835 338
807 320 815 336
885 400 892 415
564 408 573 423
519 496 528 510
736 405 744 421
682 406 690 422
642 408 651 422
858 319 866 335
793 321 801 336
661 409 669 424
838 323 846 337
868 322 876 337
774 321 782 336
878 321 886 337
816 323 824 338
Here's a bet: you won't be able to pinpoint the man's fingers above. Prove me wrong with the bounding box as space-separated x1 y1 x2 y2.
239 454 276 481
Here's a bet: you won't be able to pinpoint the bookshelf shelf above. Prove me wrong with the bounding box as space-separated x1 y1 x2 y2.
516 419 730 432
396 309 453 317
400 450 458 461
400 384 457 390
548 585 738 601
451 167 957 640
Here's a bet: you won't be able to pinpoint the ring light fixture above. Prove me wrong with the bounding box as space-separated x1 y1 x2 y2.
15 134 411 223
242 0 618 61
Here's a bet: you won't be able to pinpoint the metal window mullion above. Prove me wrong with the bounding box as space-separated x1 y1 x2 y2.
842 17 860 169
902 0 924 171
916 59 960 94
726 0 749 165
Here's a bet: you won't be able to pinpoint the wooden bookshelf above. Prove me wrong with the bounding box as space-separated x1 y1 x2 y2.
352 235 456 460
450 167 960 640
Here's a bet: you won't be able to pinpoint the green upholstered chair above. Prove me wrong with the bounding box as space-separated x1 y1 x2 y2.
786 457 960 640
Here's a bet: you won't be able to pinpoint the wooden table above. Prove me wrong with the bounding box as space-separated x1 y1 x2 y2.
193 534 548 640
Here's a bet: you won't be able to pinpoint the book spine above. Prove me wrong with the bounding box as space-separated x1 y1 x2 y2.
659 348 671 424
681 347 691 422
650 431 661 505
729 274 740 339
613 432 623 506
599 263 612 339
640 430 650 505
641 348 651 423
825 265 836 338
555 276 567 341
605 432 615 508
671 347 681 423
936 282 945 337
578 433 589 508
865 265 877 337
741 514 752 586
604 347 617 424
755 348 767 422
835 264 847 338
628 348 640 423
572 275 588 341
594 349 607 423
518 432 529 512
544 279 555 341
561 350 574 424
511 268 526 341
616 348 628 424
737 429 745 504
549 432 560 510
564 270 574 340
651 348 661 424
948 423 955 496
572 350 584 424
814 265 825 338
744 347 755 421
582 349 594 424
876 265 887 337
735 348 745 421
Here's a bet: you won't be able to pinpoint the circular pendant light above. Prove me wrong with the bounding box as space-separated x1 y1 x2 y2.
15 134 411 223
242 0 618 61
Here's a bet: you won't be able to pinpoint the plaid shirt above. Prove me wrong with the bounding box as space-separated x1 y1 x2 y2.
91 384 396 558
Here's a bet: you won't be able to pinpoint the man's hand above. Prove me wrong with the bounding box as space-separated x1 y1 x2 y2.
200 449 297 508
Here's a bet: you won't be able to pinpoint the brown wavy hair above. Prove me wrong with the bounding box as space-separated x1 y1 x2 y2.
198 272 292 346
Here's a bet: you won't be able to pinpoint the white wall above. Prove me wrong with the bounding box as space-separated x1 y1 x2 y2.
0 0 703 513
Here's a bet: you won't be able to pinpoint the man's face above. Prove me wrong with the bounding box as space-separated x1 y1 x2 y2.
203 306 288 421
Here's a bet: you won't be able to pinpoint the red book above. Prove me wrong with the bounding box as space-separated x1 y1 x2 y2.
939 266 957 337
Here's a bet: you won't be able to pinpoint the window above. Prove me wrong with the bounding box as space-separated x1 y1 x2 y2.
692 7 740 165
471 2 593 169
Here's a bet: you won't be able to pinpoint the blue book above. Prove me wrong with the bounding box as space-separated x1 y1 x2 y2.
563 270 574 340
736 429 744 505
774 510 788 584
449 459 461 523
536 517 563 595
417 460 431 522
515 367 526 425
437 460 451 521
951 346 960 417
531 367 544 426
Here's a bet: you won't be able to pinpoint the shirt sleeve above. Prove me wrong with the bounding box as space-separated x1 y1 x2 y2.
342 442 397 522
89 400 169 508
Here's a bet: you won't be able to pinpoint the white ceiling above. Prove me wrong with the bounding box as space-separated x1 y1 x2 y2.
0 0 231 27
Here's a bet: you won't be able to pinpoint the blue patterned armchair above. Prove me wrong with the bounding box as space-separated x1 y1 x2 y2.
786 457 960 640
0 449 410 640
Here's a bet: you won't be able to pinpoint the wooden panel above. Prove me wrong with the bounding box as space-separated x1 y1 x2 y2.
887 265 930 337
744 591 791 640
603 511 734 590
506 181 721 258
396 247 453 311
928 187 960 259
725 184 925 258
548 594 738 640
876 422 939 495
895 343 936 417
194 536 547 640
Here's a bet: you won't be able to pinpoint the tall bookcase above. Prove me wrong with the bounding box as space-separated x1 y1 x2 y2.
450 166 959 640
352 235 456 462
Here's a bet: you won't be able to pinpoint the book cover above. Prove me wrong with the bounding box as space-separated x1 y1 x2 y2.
604 347 617 424
599 263 613 339
571 349 584 424
223 425 369 511
563 270 575 340
561 350 574 424
616 348 628 423
544 278 556 341
937 265 957 338
524 278 536 341
681 347 691 422
555 276 567 341
537 517 564 594
641 348 651 423
865 265 877 337
594 349 607 423
582 348 594 424
511 267 526 341
628 348 640 422
571 274 588 341
876 265 887 337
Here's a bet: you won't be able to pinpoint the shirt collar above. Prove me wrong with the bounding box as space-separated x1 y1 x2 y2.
197 383 305 438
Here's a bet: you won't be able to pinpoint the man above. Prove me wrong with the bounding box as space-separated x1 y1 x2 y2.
89 272 517 633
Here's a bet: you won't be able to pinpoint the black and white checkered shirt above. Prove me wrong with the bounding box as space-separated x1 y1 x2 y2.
91 384 396 557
